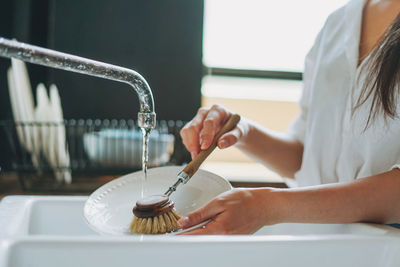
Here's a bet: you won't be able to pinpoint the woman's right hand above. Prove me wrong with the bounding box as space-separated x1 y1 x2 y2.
180 104 247 159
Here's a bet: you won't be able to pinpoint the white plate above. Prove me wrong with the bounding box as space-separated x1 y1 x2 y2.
84 166 232 235
8 60 40 169
49 84 71 184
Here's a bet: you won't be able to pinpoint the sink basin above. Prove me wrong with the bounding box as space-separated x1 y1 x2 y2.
2 235 400 267
1 195 395 237
0 196 96 237
1 195 399 267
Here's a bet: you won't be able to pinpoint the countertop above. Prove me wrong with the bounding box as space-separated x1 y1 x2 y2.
0 162 287 200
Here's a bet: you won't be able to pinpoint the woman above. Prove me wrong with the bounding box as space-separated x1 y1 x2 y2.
177 0 400 234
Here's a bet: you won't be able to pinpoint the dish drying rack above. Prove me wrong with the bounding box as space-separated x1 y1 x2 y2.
0 119 190 192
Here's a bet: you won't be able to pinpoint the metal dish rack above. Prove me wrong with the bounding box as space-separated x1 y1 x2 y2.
0 119 190 192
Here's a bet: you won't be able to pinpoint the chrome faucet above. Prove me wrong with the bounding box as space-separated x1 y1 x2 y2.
0 37 156 130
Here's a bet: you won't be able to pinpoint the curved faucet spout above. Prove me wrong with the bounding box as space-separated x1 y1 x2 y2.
0 37 156 129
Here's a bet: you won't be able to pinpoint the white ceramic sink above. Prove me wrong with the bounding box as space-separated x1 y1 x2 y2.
1 196 400 267
0 196 96 237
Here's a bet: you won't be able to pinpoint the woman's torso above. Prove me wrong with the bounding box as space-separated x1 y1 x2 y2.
294 0 400 186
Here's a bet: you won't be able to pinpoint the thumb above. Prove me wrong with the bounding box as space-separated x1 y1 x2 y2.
217 127 242 149
178 201 223 229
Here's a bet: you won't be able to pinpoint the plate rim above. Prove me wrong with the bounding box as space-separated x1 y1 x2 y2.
84 166 232 235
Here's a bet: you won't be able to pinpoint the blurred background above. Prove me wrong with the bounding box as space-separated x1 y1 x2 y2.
0 0 347 192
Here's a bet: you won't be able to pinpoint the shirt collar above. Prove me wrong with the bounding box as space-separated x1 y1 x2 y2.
344 0 367 74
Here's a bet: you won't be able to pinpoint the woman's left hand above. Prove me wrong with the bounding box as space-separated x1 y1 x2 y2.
177 188 283 235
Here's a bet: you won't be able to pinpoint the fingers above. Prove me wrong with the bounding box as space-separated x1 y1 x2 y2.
180 127 200 159
178 199 225 229
180 108 208 158
199 105 228 150
178 219 221 235
180 105 231 158
217 127 242 149
178 211 237 235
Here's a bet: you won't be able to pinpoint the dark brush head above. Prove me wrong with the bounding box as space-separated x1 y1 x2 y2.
132 194 175 218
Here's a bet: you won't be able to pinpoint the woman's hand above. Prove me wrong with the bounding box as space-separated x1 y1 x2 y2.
180 105 248 159
177 188 283 235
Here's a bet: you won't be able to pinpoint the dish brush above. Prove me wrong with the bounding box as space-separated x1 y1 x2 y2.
130 114 241 234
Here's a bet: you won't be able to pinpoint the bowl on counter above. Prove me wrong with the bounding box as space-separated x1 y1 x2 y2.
83 129 174 168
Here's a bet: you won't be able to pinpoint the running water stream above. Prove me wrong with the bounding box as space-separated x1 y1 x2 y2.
140 128 151 198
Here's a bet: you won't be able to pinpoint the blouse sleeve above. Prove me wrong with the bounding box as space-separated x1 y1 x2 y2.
287 27 324 143
391 164 400 170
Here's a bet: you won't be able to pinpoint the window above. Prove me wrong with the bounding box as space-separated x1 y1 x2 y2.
203 0 348 73
201 0 349 170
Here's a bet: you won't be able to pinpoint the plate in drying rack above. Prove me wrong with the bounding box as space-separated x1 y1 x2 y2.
84 165 232 235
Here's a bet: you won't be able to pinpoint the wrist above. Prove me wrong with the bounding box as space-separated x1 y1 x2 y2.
252 188 290 225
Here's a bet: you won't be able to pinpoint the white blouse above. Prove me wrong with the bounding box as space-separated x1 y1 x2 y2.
289 0 400 187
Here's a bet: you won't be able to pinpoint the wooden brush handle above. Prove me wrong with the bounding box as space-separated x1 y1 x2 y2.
182 114 241 177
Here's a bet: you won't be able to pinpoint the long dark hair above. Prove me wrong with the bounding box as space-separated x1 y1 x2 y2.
354 12 400 127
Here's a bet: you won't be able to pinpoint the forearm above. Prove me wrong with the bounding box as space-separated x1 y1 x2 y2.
179 170 400 235
269 169 400 224
236 118 303 178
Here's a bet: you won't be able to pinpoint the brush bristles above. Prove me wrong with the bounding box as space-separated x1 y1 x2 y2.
130 209 181 234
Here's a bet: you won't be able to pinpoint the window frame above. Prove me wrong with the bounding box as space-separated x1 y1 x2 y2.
204 66 303 81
